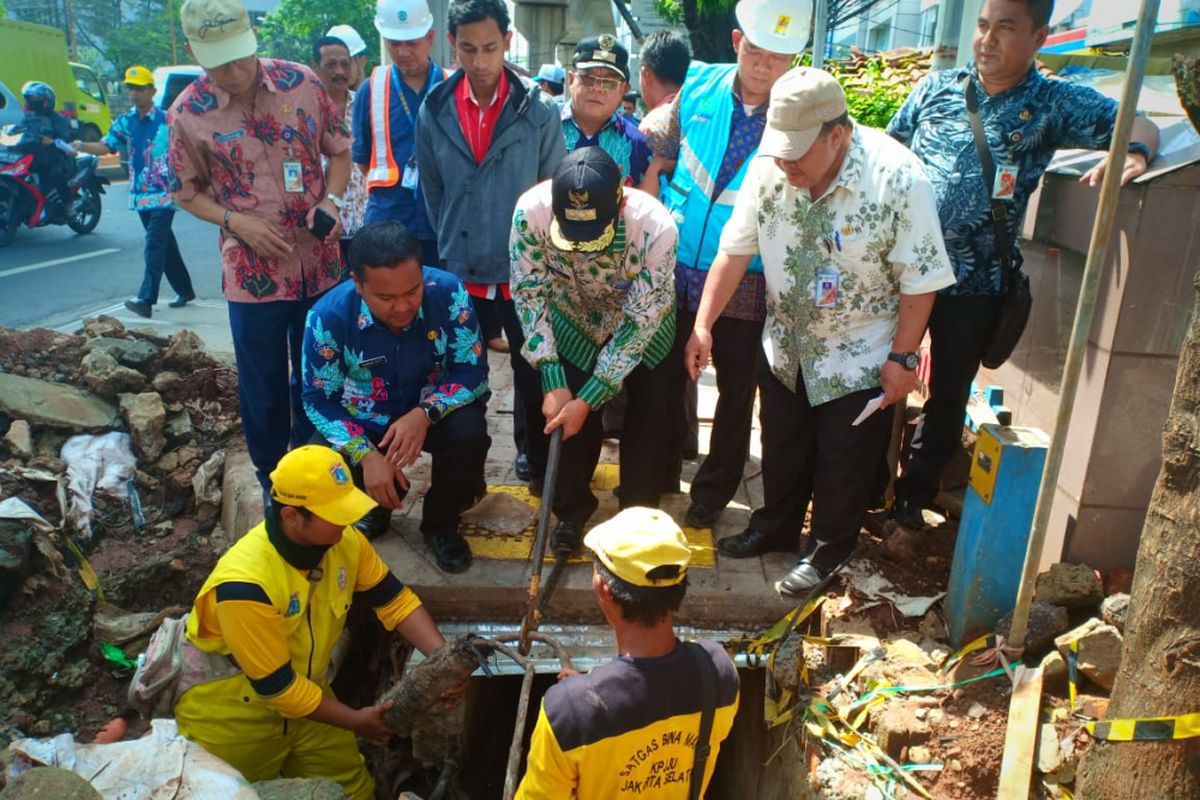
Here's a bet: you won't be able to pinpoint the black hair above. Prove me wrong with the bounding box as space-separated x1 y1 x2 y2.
349 221 423 279
623 92 639 103
312 35 351 65
538 79 563 96
268 500 314 525
595 558 688 628
1020 0 1055 29
640 29 691 88
820 111 852 135
447 0 510 36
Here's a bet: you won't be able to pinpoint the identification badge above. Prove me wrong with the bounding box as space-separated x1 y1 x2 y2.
359 355 387 370
283 160 304 193
993 164 1019 200
401 160 419 191
814 266 840 308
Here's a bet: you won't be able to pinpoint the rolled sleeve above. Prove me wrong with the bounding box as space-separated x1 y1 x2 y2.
1052 81 1119 151
888 163 957 295
317 80 352 159
717 159 764 256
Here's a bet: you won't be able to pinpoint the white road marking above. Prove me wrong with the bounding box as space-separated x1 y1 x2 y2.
0 248 121 279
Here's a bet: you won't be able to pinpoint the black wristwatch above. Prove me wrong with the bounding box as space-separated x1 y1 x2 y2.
421 404 443 424
887 351 919 370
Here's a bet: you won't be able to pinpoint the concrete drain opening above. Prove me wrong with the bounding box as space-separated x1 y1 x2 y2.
331 620 810 800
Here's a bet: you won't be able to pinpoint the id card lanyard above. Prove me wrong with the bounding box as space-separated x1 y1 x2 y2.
391 62 440 190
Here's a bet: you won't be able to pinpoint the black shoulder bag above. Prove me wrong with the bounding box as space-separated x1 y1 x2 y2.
964 76 1033 369
685 641 718 800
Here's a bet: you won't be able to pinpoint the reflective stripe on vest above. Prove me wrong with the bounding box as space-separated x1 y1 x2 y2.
367 66 400 188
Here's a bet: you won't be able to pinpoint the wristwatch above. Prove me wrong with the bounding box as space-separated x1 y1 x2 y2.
325 193 344 210
421 403 443 425
887 351 919 371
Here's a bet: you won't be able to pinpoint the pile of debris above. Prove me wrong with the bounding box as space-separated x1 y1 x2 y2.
0 319 240 752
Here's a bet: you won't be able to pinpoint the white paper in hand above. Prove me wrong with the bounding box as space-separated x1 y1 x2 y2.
851 393 886 427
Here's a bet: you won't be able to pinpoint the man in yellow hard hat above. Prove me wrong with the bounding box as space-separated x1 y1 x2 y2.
75 65 195 318
173 445 458 798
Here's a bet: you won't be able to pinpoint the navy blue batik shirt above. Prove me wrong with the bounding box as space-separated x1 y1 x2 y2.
886 65 1119 296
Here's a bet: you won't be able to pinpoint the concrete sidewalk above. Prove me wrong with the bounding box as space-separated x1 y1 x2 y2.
109 294 798 630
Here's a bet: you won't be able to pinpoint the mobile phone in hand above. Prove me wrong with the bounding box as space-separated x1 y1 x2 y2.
308 207 337 240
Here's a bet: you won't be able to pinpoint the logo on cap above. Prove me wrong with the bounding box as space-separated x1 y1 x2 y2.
566 190 596 221
598 33 616 50
398 9 408 21
774 14 792 35
199 13 238 39
330 463 350 485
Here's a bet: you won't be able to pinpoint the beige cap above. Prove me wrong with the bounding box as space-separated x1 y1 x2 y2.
181 0 257 69
759 67 848 161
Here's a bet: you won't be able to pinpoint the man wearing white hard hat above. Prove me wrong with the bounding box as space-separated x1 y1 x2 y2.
327 23 369 85
169 0 351 494
352 0 445 267
685 67 956 597
515 507 739 799
641 0 801 538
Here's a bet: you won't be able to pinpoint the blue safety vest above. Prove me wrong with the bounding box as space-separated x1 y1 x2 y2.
663 63 762 274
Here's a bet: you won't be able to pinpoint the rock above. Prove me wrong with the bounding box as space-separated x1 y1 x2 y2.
860 639 939 690
1056 620 1124 691
81 349 146 397
0 372 118 431
966 701 986 719
873 705 930 758
1037 722 1063 774
1101 593 1130 633
3 419 33 456
151 370 184 394
119 392 167 461
1104 569 1134 596
193 449 226 524
881 524 923 562
996 601 1070 654
253 779 345 800
1035 563 1104 608
0 766 102 799
0 520 34 611
164 411 193 441
1041 650 1068 693
162 330 206 371
84 336 159 367
82 315 126 339
918 609 947 642
156 443 204 474
907 745 933 764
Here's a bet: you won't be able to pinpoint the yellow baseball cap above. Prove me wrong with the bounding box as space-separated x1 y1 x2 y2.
124 66 155 87
583 507 691 587
269 445 377 526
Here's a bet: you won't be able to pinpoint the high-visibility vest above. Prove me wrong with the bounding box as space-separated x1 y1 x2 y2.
366 65 400 188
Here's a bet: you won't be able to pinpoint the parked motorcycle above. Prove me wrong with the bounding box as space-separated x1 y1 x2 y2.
0 147 109 247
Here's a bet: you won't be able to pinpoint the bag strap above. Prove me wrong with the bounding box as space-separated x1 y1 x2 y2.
962 75 1016 291
685 641 718 800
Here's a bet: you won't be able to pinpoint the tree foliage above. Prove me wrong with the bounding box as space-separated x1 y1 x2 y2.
257 0 378 69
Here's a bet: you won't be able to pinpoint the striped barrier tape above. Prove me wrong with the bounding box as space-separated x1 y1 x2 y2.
1086 712 1200 741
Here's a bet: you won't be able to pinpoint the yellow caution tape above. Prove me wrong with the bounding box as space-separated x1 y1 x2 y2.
1066 640 1079 711
63 536 104 600
937 633 996 674
1086 711 1200 741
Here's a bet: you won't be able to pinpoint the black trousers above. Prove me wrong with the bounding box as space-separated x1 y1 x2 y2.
750 367 893 572
667 307 763 510
895 294 1005 508
526 357 672 526
311 401 490 537
471 295 532 456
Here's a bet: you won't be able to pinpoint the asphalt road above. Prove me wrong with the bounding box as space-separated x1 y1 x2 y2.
0 182 224 330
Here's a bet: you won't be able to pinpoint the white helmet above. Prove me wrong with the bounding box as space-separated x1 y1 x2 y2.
375 0 434 42
327 24 368 56
735 0 809 55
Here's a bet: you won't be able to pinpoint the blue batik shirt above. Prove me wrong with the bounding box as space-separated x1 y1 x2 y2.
561 106 652 186
886 65 1118 295
103 107 173 211
301 269 489 465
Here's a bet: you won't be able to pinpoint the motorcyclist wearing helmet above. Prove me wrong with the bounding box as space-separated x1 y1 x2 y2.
11 81 74 220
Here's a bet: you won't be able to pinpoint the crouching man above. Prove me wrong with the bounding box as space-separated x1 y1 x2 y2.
303 221 490 573
516 507 740 798
174 445 458 798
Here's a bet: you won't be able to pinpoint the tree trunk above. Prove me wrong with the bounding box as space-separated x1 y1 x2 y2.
1075 273 1200 795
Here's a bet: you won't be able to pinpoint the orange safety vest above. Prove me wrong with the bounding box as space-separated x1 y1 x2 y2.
366 65 400 188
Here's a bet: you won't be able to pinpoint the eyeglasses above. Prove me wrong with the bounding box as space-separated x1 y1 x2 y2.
572 71 623 93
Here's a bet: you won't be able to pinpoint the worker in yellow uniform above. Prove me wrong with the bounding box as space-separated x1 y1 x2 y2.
173 445 458 798
516 507 740 799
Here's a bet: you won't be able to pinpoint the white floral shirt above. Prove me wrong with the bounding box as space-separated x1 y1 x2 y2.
339 91 368 237
720 124 956 405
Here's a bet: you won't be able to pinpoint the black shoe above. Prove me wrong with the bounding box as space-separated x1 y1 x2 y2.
528 475 543 498
425 530 472 573
514 453 532 482
551 520 582 555
168 293 196 308
682 447 699 461
717 528 796 559
685 500 720 528
124 299 152 319
353 507 393 540
890 499 929 531
776 560 830 598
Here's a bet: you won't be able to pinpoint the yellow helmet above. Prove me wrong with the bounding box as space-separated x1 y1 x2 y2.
123 65 155 87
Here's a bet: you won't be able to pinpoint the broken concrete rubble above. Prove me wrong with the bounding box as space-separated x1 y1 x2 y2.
3 421 32 458
1100 592 1130 633
161 330 207 372
82 337 158 368
81 349 146 397
995 600 1069 654
1035 562 1104 608
118 393 167 461
81 316 125 339
0 373 117 432
1055 621 1123 690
